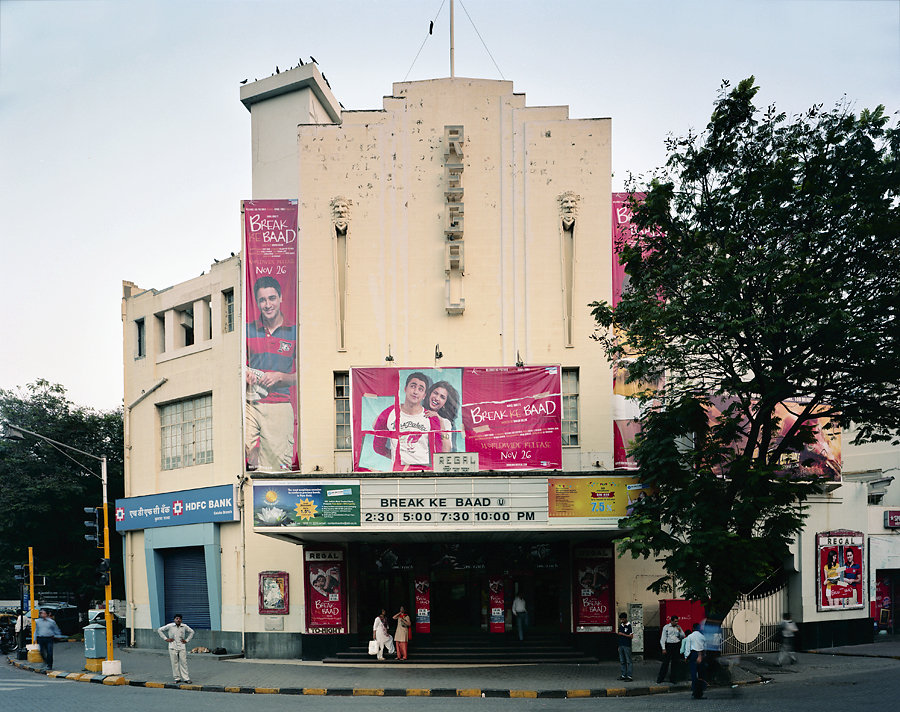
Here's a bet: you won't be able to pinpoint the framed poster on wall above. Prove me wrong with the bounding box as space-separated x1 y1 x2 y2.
816 530 865 611
259 571 289 615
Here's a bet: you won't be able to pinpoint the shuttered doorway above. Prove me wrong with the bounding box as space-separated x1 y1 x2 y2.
162 546 211 629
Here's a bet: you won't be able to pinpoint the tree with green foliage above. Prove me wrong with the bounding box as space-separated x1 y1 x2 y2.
0 380 124 606
591 77 900 615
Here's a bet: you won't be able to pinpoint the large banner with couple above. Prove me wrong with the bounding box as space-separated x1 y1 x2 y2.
351 366 563 472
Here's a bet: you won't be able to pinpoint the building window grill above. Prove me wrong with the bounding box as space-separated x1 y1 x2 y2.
160 394 213 470
335 372 351 450
562 368 579 447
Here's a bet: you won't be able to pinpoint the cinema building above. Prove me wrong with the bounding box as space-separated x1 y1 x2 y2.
119 64 890 660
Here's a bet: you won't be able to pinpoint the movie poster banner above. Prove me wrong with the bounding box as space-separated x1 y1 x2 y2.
243 199 300 473
611 193 655 470
488 577 505 633
414 577 431 633
305 550 346 633
573 547 614 632
259 571 289 615
816 530 864 611
351 366 562 472
548 476 652 524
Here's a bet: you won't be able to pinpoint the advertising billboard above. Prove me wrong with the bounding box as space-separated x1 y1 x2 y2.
252 482 361 528
304 550 347 633
548 476 651 524
243 199 300 473
351 366 562 472
573 547 615 632
816 530 864 611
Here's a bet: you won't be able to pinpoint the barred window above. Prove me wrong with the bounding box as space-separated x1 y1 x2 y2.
561 368 579 447
160 394 213 470
335 372 350 450
223 289 235 333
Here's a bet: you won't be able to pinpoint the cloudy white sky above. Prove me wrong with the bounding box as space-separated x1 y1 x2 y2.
1 0 898 411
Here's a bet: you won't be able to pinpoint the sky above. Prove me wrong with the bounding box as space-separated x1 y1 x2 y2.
1 0 898 411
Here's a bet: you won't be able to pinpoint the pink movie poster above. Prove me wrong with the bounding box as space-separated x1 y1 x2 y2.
243 199 300 473
573 548 614 632
611 193 649 471
488 577 505 633
352 366 562 472
304 550 346 633
414 577 431 633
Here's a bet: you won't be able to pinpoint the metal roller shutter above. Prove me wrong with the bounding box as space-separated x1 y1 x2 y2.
163 546 211 629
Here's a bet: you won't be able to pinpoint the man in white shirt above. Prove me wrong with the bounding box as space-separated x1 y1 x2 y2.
776 612 799 666
683 623 706 699
512 594 528 641
158 614 195 683
657 614 685 683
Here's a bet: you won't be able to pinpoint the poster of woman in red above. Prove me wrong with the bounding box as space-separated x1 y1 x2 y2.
243 199 300 473
573 547 614 632
817 530 864 611
304 550 346 633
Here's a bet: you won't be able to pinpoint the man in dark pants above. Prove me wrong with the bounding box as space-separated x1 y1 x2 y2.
616 612 634 681
657 614 685 683
34 609 63 669
683 623 707 699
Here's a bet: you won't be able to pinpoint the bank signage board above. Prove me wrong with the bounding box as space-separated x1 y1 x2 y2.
351 366 562 473
115 484 239 531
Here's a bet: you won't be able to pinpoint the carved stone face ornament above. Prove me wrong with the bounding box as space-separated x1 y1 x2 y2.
558 191 580 230
331 196 351 233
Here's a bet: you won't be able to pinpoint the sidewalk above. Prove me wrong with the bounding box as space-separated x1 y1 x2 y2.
8 642 759 698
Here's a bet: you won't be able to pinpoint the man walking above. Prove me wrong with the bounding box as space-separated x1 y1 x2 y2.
34 609 63 669
657 614 685 683
683 623 706 699
158 613 195 683
776 612 799 666
616 611 634 682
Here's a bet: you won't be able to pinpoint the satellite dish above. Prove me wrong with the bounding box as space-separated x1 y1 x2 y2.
732 608 761 643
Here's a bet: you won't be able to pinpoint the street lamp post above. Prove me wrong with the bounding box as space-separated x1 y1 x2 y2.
2 422 119 674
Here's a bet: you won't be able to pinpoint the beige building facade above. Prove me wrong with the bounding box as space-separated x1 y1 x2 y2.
120 64 890 659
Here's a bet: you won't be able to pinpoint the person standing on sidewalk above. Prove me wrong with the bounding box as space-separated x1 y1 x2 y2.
617 612 634 681
512 593 528 641
158 613 195 683
683 623 706 699
34 609 63 669
776 612 799 666
657 614 685 683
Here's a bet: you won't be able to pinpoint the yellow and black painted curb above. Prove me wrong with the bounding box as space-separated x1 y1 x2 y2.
8 657 762 698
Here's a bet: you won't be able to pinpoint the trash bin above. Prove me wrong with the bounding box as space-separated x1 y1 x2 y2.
83 623 106 659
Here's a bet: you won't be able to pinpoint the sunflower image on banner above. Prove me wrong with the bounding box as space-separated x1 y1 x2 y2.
252 482 360 527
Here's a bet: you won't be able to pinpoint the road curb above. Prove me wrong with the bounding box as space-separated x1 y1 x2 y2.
6 655 762 698
806 650 900 661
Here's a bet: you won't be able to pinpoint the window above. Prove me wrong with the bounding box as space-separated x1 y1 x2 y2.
160 394 213 470
561 368 579 447
223 289 234 333
135 318 146 359
335 372 350 450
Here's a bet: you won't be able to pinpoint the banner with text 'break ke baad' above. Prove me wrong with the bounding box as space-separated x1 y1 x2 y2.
243 199 300 473
352 366 562 472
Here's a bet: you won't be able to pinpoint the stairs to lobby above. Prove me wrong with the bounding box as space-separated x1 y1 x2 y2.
322 633 599 665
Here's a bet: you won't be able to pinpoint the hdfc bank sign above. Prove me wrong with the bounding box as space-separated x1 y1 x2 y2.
115 484 240 531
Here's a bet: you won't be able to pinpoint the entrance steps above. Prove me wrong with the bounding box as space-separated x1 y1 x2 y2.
322 633 599 665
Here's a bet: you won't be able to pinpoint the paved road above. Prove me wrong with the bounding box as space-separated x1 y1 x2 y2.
4 650 900 711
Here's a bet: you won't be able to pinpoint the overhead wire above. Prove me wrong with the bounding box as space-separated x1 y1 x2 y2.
404 0 447 81
458 0 505 80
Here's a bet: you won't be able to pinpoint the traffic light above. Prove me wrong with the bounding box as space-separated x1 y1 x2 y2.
13 564 27 584
84 507 100 545
97 558 111 587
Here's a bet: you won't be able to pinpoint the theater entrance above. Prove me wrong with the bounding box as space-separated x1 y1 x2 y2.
354 541 567 637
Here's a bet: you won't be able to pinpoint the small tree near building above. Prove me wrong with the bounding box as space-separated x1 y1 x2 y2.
591 77 900 616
